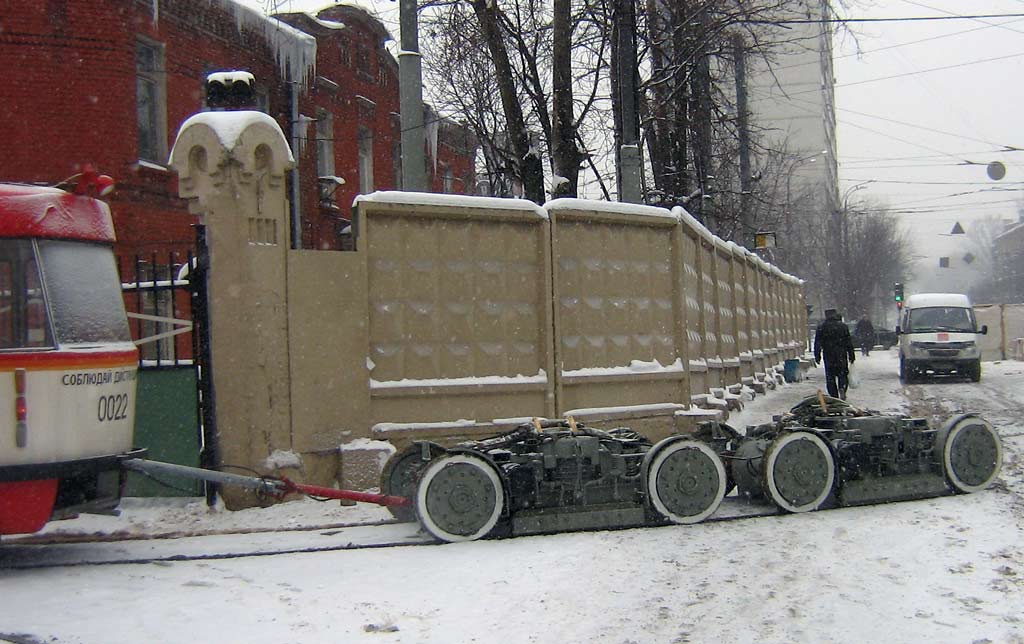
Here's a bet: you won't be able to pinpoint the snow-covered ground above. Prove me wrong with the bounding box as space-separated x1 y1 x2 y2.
2 349 1023 644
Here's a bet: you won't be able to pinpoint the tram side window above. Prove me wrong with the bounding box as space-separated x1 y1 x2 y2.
0 240 53 349
37 240 131 345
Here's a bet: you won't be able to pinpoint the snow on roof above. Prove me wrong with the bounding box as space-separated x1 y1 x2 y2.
206 70 255 86
307 3 394 42
215 0 317 88
169 111 295 163
994 220 1024 243
307 16 348 30
354 191 549 219
0 183 117 243
545 198 678 222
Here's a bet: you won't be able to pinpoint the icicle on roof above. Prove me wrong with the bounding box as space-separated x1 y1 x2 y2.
213 0 317 89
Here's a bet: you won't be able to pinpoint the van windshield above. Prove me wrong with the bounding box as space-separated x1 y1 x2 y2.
906 306 975 333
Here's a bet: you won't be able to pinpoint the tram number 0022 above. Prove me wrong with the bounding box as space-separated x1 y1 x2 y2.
98 394 130 422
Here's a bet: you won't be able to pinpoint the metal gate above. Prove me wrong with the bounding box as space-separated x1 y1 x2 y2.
119 228 213 497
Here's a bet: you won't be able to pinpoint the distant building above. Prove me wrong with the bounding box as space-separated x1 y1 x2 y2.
0 0 477 264
746 0 838 214
994 220 1024 303
743 0 839 310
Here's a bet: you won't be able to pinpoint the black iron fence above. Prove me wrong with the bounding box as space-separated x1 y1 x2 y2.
119 251 196 366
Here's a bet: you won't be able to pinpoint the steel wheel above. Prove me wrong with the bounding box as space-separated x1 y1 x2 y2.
646 440 726 524
415 453 504 543
939 415 1002 493
380 442 445 522
764 431 835 513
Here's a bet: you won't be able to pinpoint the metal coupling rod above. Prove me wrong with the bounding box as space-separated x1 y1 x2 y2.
122 459 285 497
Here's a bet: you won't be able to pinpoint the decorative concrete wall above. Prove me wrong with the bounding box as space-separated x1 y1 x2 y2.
170 116 806 499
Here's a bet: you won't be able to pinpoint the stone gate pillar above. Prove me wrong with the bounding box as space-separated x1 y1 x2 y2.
169 111 295 508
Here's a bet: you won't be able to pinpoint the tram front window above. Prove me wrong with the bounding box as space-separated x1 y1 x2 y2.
0 239 52 349
37 240 132 346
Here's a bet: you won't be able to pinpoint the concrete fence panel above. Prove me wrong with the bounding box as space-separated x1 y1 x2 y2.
678 227 706 395
1004 304 1024 360
548 200 688 417
974 304 1004 361
357 193 555 427
699 238 722 388
715 239 740 385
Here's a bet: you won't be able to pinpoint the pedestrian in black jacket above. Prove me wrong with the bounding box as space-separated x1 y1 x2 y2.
854 315 876 356
814 308 856 399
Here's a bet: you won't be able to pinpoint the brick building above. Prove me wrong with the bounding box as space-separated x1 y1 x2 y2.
0 0 477 262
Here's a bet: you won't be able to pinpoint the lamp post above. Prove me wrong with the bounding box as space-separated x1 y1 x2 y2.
829 180 874 316
783 150 827 225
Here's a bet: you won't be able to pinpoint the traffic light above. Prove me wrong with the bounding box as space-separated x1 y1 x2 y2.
894 282 904 308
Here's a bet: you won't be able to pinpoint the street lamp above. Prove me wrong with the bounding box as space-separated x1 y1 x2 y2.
841 180 873 211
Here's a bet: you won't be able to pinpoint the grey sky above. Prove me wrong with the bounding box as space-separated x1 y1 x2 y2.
834 0 1024 286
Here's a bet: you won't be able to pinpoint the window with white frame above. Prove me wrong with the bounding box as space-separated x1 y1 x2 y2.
136 38 167 164
316 109 337 206
442 164 454 193
358 127 374 194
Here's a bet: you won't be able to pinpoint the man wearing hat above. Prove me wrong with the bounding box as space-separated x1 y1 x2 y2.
814 308 856 399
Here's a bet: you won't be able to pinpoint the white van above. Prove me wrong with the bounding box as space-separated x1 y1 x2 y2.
897 293 987 382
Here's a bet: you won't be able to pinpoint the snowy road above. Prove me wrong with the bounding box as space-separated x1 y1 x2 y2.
2 350 1022 644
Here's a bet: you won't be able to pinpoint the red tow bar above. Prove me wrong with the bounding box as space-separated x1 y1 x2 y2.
279 477 412 507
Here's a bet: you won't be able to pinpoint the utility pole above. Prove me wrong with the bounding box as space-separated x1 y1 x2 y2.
613 0 641 203
733 34 752 246
398 0 427 191
690 3 714 231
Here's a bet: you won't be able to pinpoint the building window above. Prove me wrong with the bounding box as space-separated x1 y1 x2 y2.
939 256 950 268
359 127 374 194
356 43 372 80
316 110 337 207
442 164 454 193
136 39 167 164
339 38 351 66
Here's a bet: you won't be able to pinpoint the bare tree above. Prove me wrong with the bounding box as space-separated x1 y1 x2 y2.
421 0 608 202
827 199 912 318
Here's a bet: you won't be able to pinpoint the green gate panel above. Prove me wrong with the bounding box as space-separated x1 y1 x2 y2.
127 366 202 497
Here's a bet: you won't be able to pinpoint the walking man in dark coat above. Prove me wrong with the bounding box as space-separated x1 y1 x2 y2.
814 308 856 399
854 315 876 356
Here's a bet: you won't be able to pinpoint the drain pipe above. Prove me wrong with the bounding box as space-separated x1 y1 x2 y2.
289 80 302 249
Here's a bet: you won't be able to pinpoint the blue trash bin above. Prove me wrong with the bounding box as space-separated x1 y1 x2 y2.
783 358 800 383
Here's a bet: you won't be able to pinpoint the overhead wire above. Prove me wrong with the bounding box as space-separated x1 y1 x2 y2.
753 12 1024 25
772 16 1024 73
754 92 1023 168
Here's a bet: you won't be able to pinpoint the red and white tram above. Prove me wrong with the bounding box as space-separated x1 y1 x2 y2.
0 176 141 536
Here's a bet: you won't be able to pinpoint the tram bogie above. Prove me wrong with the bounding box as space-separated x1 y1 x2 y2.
383 396 1002 543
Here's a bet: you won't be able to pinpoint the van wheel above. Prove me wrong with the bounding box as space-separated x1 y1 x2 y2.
969 360 981 383
899 356 908 383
